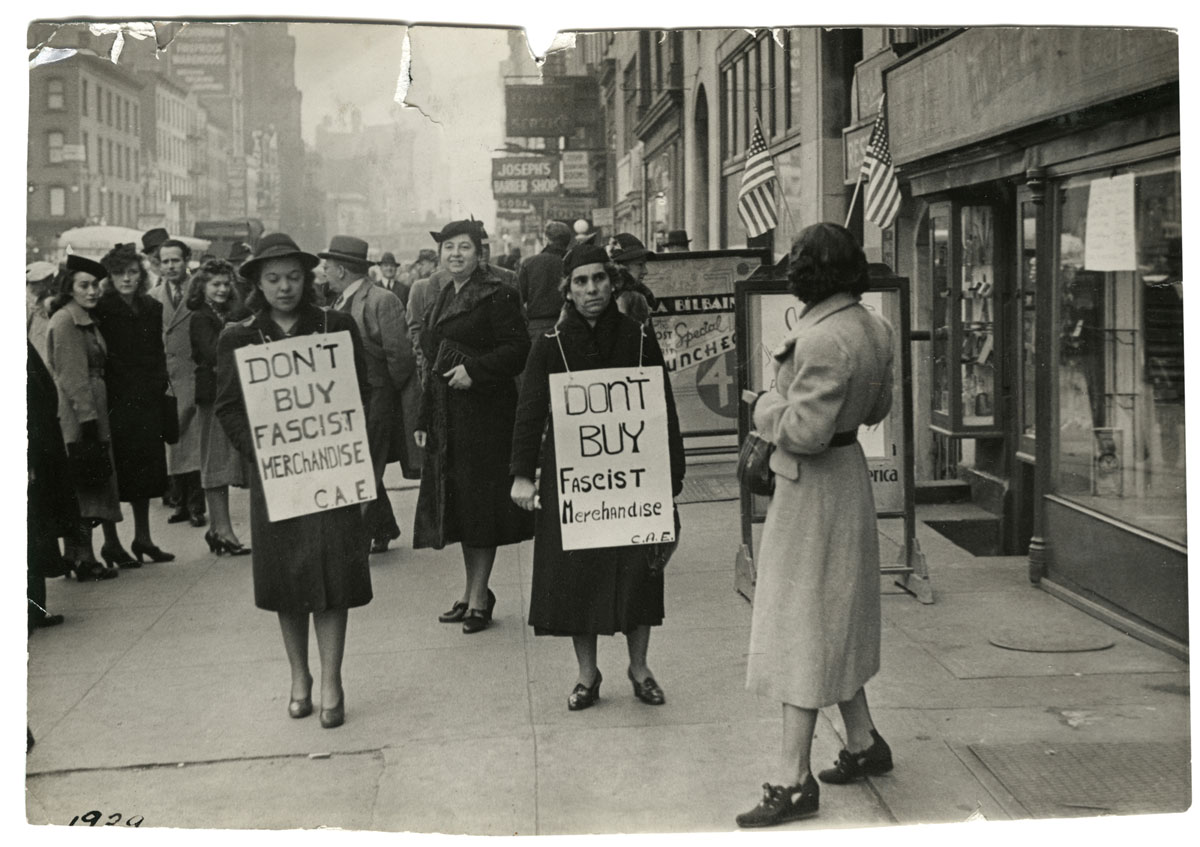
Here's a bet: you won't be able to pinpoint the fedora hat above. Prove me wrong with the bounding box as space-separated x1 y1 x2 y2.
378 251 397 266
239 232 319 277
610 233 654 264
318 235 374 268
227 241 253 265
663 229 691 249
141 227 169 255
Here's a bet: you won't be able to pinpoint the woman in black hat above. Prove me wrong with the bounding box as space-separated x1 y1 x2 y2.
413 219 534 633
92 242 175 567
510 245 685 710
44 255 124 581
215 233 373 729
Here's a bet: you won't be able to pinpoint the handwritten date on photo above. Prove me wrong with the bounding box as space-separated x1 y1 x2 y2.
69 810 144 826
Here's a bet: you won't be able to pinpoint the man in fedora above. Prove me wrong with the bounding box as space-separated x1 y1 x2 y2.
662 229 691 253
608 233 660 322
141 227 169 288
376 252 411 309
320 235 419 555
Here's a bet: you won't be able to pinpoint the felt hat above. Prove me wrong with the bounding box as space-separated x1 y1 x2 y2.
65 253 108 281
227 241 253 265
141 227 169 255
318 235 374 268
610 233 654 264
416 249 438 263
563 245 611 277
663 229 691 249
26 261 58 284
239 233 319 278
430 219 486 249
378 251 397 266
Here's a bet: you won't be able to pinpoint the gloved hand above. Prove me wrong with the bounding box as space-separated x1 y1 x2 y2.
80 420 100 443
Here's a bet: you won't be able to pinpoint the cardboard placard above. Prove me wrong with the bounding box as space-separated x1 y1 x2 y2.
1084 173 1137 271
549 366 675 550
234 330 374 522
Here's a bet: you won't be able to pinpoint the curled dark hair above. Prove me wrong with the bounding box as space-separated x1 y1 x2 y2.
47 266 94 316
786 223 869 304
157 238 193 261
185 259 239 311
558 260 623 299
241 259 320 313
100 243 149 294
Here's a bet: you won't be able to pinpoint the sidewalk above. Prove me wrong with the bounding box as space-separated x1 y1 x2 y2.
24 472 1191 833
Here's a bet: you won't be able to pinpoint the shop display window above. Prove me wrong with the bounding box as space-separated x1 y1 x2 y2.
1054 157 1184 544
1018 197 1039 451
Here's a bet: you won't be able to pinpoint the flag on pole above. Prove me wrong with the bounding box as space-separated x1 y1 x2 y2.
861 95 901 230
737 121 778 238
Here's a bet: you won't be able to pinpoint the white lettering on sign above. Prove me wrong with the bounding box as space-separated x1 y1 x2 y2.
234 330 375 522
550 367 674 550
495 160 553 178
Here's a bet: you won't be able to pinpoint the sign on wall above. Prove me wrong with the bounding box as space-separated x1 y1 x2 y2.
549 367 675 550
234 331 375 522
562 151 591 190
491 157 561 197
169 24 231 94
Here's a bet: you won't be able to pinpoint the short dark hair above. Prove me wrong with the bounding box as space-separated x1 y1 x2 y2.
48 267 91 316
100 243 149 294
185 259 239 311
157 238 193 261
242 257 320 313
558 260 622 299
786 223 869 304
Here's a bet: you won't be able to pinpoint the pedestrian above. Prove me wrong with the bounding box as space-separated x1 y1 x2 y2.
44 255 123 582
376 251 410 308
93 242 176 567
149 238 207 528
412 219 533 633
735 223 895 828
26 260 58 365
609 233 660 323
227 241 255 305
187 259 250 556
518 220 573 340
510 245 685 710
215 233 373 729
28 339 73 627
320 236 418 554
661 229 691 253
141 227 169 289
406 266 448 387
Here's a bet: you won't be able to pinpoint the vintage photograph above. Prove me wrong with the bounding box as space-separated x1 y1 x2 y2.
23 12 1188 837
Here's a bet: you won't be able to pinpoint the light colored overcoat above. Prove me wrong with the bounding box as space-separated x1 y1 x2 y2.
149 280 201 474
746 291 894 708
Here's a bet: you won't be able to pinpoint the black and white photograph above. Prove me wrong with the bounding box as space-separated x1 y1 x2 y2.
18 3 1192 840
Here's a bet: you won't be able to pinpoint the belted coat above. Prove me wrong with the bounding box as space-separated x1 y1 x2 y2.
149 280 201 474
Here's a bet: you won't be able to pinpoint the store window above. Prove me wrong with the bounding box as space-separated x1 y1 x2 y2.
47 78 64 110
1018 198 1039 447
1054 156 1184 544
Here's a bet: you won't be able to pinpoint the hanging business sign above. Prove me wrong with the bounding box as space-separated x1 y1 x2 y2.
234 331 375 521
544 195 598 221
505 77 601 137
562 151 591 190
491 157 561 197
549 367 675 550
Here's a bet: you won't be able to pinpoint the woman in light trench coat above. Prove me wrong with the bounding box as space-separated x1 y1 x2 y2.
736 223 896 828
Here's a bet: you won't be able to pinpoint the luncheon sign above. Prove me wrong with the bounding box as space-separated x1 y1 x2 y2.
234 331 375 522
549 367 674 550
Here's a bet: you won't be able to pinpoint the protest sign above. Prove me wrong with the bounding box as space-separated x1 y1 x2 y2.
234 330 374 521
549 366 675 550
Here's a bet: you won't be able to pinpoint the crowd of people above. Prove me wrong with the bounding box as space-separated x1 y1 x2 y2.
28 218 895 829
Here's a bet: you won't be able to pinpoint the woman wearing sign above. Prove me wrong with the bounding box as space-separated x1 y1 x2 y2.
188 259 250 556
510 245 685 711
215 233 372 729
735 223 894 828
413 219 534 634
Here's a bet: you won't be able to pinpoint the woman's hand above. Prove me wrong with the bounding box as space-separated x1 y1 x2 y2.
510 476 539 511
444 364 473 390
414 430 426 448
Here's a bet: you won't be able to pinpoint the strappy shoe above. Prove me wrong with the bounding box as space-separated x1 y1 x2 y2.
735 776 819 828
817 730 893 784
568 671 602 711
438 601 469 623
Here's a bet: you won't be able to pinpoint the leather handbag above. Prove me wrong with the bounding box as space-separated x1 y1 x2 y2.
433 338 480 376
737 430 776 497
67 439 113 488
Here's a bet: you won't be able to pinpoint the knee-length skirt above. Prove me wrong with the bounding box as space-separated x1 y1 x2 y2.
198 403 247 489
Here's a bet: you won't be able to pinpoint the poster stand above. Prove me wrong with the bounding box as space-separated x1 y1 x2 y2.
732 265 933 605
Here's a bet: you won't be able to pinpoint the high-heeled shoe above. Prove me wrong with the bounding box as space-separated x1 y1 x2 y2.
288 674 313 719
131 539 175 563
438 601 469 623
628 669 666 705
100 543 140 569
485 589 497 622
320 693 345 729
205 530 250 556
72 560 118 582
568 670 602 711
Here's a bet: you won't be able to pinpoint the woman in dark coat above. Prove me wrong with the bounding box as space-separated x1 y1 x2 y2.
510 246 685 710
216 233 372 729
28 340 73 627
94 243 174 566
413 219 534 634
188 259 250 555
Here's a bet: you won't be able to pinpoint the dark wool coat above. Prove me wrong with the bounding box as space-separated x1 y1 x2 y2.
511 301 686 636
94 290 169 501
27 341 79 541
412 266 534 549
216 306 373 613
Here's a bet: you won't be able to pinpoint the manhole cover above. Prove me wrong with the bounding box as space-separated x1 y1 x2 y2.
989 626 1115 653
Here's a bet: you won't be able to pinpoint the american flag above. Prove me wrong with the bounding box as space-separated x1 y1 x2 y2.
737 121 778 238
861 95 901 230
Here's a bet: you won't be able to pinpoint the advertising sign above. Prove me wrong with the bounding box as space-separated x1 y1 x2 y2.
505 77 600 137
643 251 766 437
562 151 591 190
491 157 560 197
544 196 598 221
549 367 675 550
169 24 230 94
234 331 374 522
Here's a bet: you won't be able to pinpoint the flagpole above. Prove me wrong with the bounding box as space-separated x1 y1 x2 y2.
844 170 864 228
752 110 793 240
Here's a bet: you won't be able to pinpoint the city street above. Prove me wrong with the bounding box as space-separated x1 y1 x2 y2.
25 467 1191 834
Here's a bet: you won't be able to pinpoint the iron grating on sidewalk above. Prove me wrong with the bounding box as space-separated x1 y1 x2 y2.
965 741 1191 818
